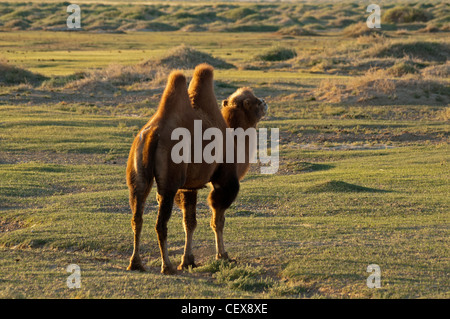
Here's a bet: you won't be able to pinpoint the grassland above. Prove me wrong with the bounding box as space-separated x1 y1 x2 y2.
0 1 449 299
0 1 448 33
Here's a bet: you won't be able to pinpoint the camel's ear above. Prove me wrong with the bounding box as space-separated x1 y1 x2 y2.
222 99 228 107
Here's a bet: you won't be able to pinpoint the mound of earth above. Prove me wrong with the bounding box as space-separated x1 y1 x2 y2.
370 41 449 62
312 69 449 105
305 180 386 193
0 61 47 85
277 25 318 36
343 22 386 38
143 45 235 70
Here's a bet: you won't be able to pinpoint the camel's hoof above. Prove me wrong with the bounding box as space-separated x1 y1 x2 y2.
161 265 177 275
178 261 197 270
127 262 146 272
216 252 237 263
178 263 197 271
178 254 197 270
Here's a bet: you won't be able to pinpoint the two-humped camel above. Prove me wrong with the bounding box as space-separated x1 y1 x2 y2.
126 63 267 274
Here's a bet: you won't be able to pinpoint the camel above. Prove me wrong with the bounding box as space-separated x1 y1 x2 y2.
126 63 268 274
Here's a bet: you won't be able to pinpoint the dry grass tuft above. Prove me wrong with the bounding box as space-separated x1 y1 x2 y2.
421 62 450 78
277 25 318 36
343 22 385 38
312 68 449 105
366 40 449 62
65 64 167 92
386 59 418 77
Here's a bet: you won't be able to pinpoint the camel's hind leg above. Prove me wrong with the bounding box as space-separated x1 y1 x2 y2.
155 191 177 274
175 190 198 270
208 172 239 260
127 181 152 272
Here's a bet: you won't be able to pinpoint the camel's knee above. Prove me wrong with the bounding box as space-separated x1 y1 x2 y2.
128 178 152 214
129 195 146 232
177 190 198 231
131 214 143 230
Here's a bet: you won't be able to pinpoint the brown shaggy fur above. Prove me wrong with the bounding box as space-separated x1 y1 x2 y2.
126 63 267 274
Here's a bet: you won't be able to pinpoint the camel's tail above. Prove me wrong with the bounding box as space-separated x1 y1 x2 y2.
127 125 159 192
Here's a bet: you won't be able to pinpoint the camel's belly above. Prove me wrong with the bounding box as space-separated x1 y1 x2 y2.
181 162 218 189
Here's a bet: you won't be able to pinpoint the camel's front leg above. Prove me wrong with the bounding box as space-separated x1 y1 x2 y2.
155 192 176 274
208 174 240 261
211 207 228 260
175 190 198 270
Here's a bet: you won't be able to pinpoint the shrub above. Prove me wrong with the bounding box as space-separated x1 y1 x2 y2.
387 60 418 77
256 46 297 62
220 7 256 20
3 18 30 30
383 6 432 23
277 25 318 36
213 262 273 292
194 260 273 292
0 60 46 85
42 72 87 88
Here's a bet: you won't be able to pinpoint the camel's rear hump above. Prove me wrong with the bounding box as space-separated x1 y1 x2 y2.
189 63 227 129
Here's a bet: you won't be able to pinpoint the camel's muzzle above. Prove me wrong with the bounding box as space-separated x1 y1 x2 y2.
259 98 268 115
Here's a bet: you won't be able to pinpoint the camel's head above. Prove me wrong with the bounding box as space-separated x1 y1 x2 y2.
222 88 268 127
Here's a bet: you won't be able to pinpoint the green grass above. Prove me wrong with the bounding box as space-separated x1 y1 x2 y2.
0 31 283 76
0 102 448 298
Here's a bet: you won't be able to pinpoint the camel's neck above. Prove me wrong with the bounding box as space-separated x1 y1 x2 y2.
222 107 257 131
222 107 257 180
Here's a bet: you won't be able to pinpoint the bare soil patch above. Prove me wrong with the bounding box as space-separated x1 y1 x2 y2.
0 220 25 233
